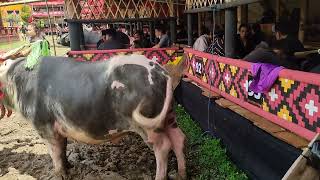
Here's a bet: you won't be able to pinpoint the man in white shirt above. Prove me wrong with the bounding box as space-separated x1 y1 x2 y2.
193 26 210 52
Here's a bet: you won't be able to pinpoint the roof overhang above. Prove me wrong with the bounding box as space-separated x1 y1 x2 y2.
185 0 262 13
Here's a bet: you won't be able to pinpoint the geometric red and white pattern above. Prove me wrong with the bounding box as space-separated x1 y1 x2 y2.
69 49 177 65
184 49 320 134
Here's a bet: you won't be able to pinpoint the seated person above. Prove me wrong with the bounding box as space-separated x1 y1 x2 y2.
273 21 304 62
193 26 210 52
235 24 255 59
131 31 151 48
116 30 130 48
244 41 299 69
244 22 305 70
205 28 225 56
98 29 125 50
176 25 187 44
153 27 170 48
251 23 265 47
97 29 107 48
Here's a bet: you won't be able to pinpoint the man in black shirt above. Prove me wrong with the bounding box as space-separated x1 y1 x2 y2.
97 29 107 48
273 22 304 56
98 29 125 50
244 21 305 69
272 21 305 68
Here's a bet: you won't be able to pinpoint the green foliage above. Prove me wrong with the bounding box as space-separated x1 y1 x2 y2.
21 5 32 23
176 105 248 180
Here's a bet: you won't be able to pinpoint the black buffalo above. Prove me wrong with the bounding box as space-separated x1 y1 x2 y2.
0 55 186 180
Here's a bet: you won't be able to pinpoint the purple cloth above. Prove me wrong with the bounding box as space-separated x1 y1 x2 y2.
249 63 284 93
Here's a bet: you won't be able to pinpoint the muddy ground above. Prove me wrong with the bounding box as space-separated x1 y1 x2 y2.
0 113 188 180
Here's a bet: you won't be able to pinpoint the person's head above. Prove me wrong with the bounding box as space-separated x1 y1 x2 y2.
239 24 249 39
133 30 143 41
201 26 210 36
92 24 100 31
104 28 117 40
133 40 141 48
251 23 261 34
274 21 290 40
155 26 165 38
26 23 41 39
101 29 107 41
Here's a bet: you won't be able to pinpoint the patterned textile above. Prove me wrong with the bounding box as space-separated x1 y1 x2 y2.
184 48 320 139
205 37 225 56
68 49 177 65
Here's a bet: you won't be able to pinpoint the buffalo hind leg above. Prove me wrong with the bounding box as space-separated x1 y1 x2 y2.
46 132 68 180
147 131 172 180
166 127 186 180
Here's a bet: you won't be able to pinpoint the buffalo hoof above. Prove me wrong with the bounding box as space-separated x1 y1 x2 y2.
168 173 187 180
54 169 69 180
66 161 73 169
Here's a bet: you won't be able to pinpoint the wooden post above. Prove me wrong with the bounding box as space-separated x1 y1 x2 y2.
276 0 280 22
149 21 155 44
225 7 237 58
298 0 308 43
198 12 201 36
170 18 176 43
79 23 84 50
129 23 133 36
169 0 176 44
68 22 81 50
187 13 193 46
237 4 248 28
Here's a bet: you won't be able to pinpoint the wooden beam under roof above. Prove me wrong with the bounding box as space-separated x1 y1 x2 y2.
0 0 42 7
65 17 177 24
185 0 262 13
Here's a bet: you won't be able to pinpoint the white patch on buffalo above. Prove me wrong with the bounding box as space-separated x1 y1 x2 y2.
0 59 15 82
106 54 157 85
111 80 125 90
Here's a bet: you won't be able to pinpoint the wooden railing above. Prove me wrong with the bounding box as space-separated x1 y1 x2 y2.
183 48 320 141
68 47 178 65
0 27 19 42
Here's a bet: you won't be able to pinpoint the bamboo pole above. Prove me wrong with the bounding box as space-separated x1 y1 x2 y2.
298 0 308 43
0 0 42 7
44 0 56 56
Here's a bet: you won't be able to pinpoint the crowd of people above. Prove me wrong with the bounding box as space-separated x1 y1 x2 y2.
192 20 312 71
52 21 319 72
82 24 172 50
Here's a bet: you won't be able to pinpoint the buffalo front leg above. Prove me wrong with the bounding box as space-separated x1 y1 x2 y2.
166 127 186 180
46 131 68 179
147 131 172 180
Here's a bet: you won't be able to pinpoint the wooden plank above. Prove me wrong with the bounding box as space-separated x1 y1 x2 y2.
274 131 309 149
227 104 285 133
215 98 234 108
282 134 320 180
201 89 220 99
215 98 309 149
182 77 193 82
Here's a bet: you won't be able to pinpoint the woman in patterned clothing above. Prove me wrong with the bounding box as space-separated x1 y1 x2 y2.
205 28 225 56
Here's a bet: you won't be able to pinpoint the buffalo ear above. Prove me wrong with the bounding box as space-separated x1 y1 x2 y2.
163 56 187 90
